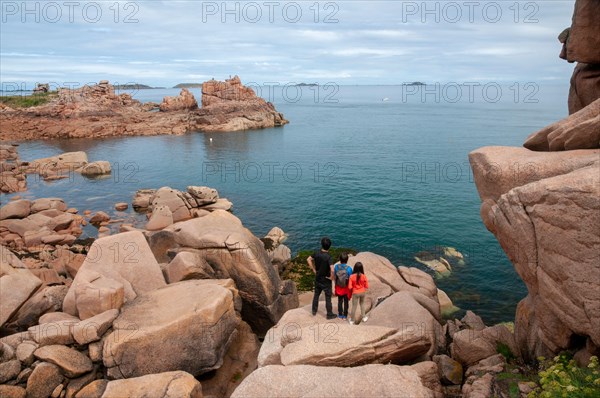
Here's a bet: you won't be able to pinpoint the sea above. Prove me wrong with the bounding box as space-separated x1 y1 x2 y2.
1 83 571 324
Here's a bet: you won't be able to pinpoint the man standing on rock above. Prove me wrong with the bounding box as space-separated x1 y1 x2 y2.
307 237 337 320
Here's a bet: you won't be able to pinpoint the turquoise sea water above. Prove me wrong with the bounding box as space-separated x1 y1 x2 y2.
1 84 570 324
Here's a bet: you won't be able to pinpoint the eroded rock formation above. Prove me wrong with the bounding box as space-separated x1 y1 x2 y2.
559 0 600 113
470 146 600 361
0 76 288 140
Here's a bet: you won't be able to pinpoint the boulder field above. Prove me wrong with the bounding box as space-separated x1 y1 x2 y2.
2 189 518 397
0 76 288 141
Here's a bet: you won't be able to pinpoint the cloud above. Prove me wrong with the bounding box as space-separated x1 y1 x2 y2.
0 1 576 86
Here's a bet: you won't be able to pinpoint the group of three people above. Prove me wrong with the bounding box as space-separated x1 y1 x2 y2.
307 237 370 324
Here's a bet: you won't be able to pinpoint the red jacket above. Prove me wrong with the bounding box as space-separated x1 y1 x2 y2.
348 273 369 295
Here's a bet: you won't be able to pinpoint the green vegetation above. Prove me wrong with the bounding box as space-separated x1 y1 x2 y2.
528 354 600 398
0 91 57 108
497 342 517 362
283 247 358 292
231 371 243 383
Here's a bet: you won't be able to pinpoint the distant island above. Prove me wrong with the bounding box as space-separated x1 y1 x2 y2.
402 82 426 86
294 83 318 87
113 84 159 90
173 83 203 88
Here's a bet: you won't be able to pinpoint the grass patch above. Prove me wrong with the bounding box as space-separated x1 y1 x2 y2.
497 342 516 362
528 354 600 398
283 247 358 292
0 91 57 108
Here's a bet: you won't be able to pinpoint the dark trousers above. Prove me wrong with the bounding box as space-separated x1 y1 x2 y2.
337 294 349 316
312 279 334 316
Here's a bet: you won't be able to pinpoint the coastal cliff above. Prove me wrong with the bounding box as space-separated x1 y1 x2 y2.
469 0 600 363
0 76 288 141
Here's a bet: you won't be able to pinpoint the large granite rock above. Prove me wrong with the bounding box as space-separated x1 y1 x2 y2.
258 303 431 368
368 291 443 357
164 210 298 335
563 0 600 64
524 98 599 150
103 280 240 378
569 63 600 114
63 231 166 319
561 0 600 114
1 248 42 327
469 146 600 360
279 323 430 367
230 364 435 398
102 371 202 398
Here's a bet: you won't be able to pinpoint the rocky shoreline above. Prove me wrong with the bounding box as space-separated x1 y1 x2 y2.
0 185 525 398
0 76 288 141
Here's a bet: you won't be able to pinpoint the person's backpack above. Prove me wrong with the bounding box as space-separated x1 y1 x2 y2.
335 265 349 288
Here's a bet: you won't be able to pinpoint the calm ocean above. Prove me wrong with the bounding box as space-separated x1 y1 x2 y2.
3 84 570 324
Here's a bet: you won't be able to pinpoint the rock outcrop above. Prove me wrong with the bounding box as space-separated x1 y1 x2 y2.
524 98 599 151
231 364 436 398
62 231 166 319
103 280 240 378
0 76 287 140
470 145 599 360
102 371 202 398
163 210 298 335
0 144 27 193
559 0 600 113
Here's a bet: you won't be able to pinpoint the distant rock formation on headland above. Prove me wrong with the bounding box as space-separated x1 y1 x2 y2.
0 76 288 141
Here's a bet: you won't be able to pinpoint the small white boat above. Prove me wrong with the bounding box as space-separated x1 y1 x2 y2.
382 97 389 102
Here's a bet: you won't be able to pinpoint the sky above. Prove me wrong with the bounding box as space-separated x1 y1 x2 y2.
0 0 576 88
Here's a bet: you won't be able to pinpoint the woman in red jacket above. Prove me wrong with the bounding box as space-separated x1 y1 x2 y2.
348 262 369 325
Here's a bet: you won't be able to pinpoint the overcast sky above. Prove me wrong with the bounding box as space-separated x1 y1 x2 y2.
0 1 576 88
